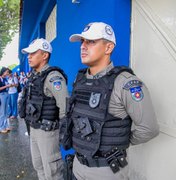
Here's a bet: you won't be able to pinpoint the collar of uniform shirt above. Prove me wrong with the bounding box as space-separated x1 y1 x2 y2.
86 61 114 79
33 63 50 75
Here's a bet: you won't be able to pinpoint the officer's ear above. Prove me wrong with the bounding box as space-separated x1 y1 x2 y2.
42 51 50 61
105 42 115 55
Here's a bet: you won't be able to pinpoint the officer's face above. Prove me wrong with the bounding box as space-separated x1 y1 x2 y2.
28 50 49 71
80 39 114 67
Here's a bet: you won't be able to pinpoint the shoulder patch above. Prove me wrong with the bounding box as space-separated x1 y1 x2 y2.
53 80 62 91
49 76 63 82
130 86 144 101
123 80 143 90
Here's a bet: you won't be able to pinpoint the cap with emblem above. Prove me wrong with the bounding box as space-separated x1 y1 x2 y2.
69 22 116 45
21 38 52 54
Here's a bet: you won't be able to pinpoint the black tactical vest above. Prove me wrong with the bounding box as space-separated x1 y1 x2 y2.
70 66 133 157
24 67 67 126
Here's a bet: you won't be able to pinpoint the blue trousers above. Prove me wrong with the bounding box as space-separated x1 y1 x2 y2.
8 92 18 117
0 92 10 131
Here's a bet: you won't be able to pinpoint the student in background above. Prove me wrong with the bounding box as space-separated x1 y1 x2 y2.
0 67 11 133
7 70 18 120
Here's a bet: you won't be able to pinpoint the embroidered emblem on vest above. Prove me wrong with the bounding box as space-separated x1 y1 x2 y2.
89 92 101 108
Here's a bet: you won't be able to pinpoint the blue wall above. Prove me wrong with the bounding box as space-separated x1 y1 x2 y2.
19 0 131 158
19 0 131 91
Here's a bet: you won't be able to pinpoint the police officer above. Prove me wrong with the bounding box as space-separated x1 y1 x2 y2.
62 22 159 180
20 38 68 180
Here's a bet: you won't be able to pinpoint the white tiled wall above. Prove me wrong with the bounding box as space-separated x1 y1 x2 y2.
46 5 57 42
130 0 176 179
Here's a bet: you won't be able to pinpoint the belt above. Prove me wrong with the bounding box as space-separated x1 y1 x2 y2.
76 148 128 173
76 153 108 167
76 148 127 168
30 119 60 131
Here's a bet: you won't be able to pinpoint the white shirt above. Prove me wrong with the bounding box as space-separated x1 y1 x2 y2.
8 76 18 94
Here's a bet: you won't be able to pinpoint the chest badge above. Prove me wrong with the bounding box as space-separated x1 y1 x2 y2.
89 92 101 108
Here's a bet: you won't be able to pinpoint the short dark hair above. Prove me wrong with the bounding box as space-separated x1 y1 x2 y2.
0 67 8 76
